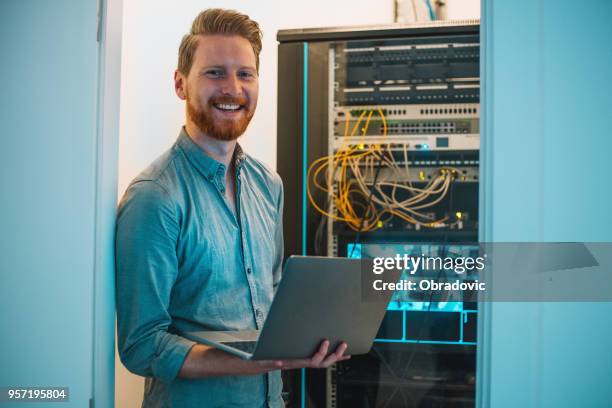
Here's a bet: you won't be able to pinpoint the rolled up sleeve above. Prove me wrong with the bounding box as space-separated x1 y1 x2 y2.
115 180 195 383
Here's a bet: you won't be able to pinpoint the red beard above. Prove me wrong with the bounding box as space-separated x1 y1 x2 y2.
186 92 255 141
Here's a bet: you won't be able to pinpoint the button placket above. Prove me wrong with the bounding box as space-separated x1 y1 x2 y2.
235 170 259 328
253 308 261 328
216 165 226 193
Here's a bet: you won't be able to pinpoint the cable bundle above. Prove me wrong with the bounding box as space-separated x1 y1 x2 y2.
307 108 458 231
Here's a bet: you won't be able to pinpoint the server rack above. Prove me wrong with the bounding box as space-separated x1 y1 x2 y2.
277 20 480 408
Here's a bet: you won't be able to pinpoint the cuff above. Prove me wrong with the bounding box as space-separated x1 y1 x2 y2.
151 334 197 383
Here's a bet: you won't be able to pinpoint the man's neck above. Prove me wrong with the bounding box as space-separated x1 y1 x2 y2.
184 122 236 168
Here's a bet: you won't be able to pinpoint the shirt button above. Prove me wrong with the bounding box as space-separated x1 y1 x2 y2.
247 268 252 274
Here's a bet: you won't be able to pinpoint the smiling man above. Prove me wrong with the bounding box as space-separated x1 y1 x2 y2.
115 9 348 408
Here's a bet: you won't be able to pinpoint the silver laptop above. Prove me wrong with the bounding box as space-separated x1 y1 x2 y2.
180 255 400 360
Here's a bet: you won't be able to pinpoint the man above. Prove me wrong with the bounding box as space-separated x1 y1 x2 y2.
115 8 349 408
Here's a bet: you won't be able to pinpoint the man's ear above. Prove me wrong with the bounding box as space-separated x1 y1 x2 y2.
174 70 187 100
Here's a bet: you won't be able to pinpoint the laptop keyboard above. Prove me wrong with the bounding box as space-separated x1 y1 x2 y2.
222 341 257 354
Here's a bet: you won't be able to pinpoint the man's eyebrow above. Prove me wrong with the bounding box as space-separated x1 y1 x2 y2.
199 65 256 72
200 65 224 71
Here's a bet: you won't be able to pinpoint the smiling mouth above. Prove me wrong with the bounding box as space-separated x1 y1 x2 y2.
213 103 244 112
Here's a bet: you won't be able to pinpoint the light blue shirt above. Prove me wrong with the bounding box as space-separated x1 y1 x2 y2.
115 128 284 407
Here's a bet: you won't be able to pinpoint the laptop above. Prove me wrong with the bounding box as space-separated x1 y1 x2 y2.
180 255 400 360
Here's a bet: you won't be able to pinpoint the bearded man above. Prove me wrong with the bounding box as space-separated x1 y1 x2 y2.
115 8 348 408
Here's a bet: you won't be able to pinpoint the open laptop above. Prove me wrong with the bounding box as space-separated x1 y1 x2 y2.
180 255 400 360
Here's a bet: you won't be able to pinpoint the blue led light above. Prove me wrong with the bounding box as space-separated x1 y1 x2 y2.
347 243 362 259
301 42 308 408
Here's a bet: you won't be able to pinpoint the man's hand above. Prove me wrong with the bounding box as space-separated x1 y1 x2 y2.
179 340 350 378
249 340 350 373
279 339 351 370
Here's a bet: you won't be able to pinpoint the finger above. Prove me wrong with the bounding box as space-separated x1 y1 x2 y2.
310 340 330 366
320 342 348 367
334 342 348 356
318 339 330 354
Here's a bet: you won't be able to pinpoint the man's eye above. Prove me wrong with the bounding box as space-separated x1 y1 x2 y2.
239 71 255 79
205 70 223 78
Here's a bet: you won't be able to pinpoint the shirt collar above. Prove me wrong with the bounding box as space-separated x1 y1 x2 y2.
177 127 246 182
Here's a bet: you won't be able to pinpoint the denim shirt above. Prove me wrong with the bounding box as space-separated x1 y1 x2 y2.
115 128 284 408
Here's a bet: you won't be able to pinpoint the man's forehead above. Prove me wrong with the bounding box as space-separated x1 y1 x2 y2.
192 34 256 68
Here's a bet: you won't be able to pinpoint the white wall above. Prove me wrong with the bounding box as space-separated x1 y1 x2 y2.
116 0 478 406
446 0 480 20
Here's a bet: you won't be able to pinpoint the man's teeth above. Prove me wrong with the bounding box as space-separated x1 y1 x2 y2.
215 103 241 111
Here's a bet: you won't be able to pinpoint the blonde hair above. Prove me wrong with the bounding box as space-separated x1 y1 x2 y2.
178 8 263 75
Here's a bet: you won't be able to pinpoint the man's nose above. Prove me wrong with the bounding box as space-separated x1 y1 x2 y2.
221 73 242 96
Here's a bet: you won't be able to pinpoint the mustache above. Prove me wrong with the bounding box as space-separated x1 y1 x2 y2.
208 96 248 106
